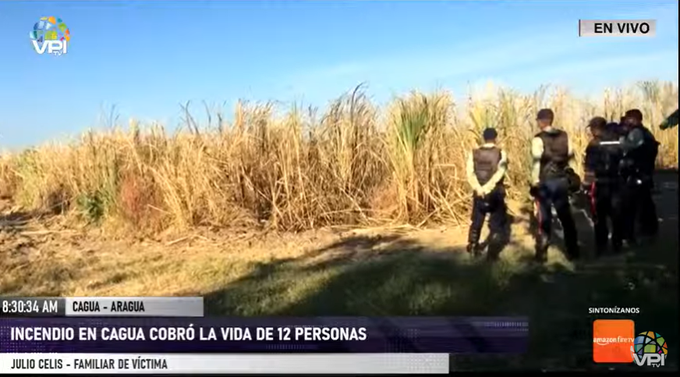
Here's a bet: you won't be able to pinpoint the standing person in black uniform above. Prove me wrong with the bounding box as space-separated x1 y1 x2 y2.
582 117 625 256
465 128 509 258
620 109 660 241
529 109 580 262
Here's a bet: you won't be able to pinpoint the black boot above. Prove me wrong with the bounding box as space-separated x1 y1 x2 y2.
564 237 580 261
534 249 548 263
467 226 481 257
594 231 609 257
534 233 549 263
566 247 580 261
467 242 480 257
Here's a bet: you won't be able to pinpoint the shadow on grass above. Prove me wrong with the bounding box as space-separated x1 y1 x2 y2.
0 208 41 226
205 171 678 371
204 230 678 370
0 190 68 227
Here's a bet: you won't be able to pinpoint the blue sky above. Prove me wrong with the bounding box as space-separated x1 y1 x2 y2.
0 0 678 148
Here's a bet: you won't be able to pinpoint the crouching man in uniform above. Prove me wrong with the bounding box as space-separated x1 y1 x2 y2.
465 127 509 258
582 117 625 256
529 109 580 263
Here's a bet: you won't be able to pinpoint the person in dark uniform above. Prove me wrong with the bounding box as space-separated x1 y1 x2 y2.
466 127 509 257
582 117 625 256
529 108 580 262
620 109 660 241
611 118 627 138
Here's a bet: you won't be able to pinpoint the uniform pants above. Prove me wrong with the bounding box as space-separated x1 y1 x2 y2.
534 177 579 261
588 182 624 254
467 186 508 248
622 180 659 239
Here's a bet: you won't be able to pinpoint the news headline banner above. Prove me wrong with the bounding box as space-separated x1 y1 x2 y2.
0 297 203 317
0 317 528 354
578 19 656 37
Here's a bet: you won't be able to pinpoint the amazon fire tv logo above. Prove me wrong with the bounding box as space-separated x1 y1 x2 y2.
593 319 635 363
593 336 635 346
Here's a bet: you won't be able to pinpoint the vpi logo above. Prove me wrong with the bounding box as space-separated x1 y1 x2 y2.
29 16 70 56
631 331 668 367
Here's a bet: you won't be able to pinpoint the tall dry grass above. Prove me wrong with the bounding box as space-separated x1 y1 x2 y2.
0 81 677 233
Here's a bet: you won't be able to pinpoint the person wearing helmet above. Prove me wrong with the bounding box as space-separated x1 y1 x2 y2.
465 127 509 258
529 108 580 263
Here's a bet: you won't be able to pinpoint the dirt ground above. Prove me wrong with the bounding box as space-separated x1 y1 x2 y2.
0 198 553 298
1 171 678 371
